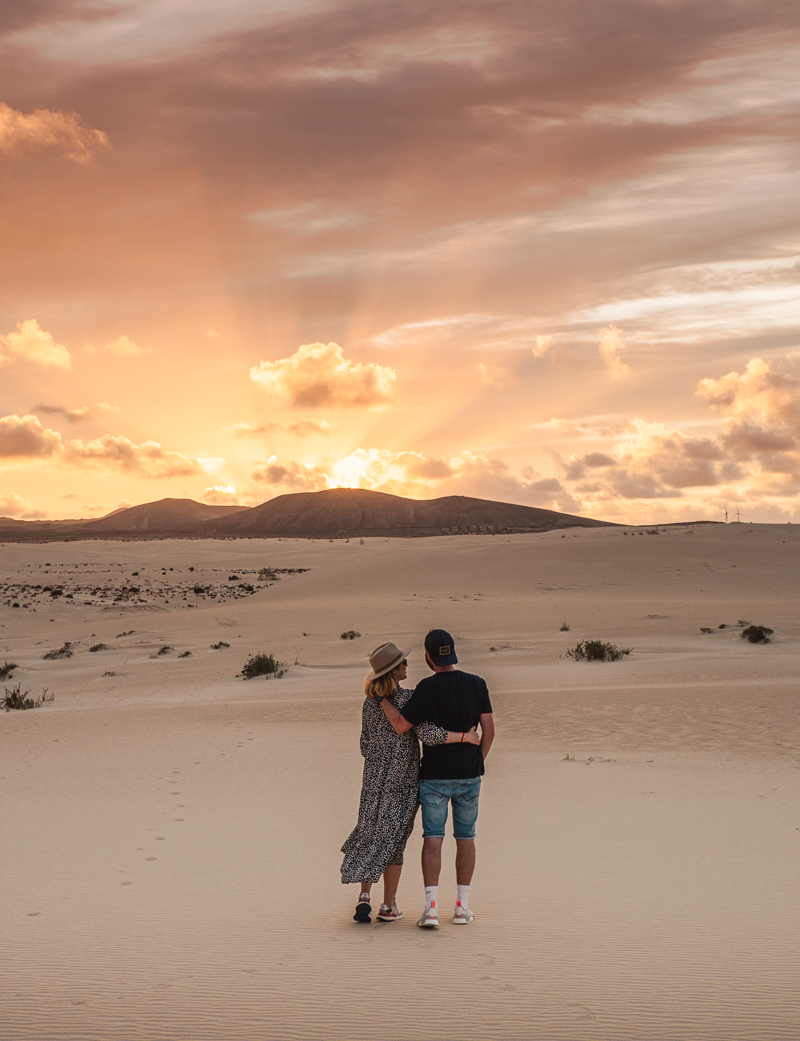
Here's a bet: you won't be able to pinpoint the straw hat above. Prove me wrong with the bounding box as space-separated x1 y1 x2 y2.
365 641 411 681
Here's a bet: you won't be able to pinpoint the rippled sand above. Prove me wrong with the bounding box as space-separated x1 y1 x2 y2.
2 524 799 1040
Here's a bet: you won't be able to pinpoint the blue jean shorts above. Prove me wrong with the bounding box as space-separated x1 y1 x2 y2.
418 778 482 840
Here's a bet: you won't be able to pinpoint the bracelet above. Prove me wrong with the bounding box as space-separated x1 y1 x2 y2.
460 732 464 743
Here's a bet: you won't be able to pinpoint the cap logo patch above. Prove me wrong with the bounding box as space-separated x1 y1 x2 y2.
439 644 451 656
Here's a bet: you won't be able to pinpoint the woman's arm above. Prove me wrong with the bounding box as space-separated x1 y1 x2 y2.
379 696 414 735
415 722 479 745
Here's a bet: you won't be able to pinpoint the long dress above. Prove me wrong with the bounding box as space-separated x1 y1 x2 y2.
340 687 446 884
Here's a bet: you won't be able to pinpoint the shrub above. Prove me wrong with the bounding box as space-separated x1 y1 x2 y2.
211 641 230 649
0 662 17 680
565 640 631 662
258 568 279 582
340 630 361 640
157 645 173 655
43 642 72 660
178 650 192 658
560 621 570 632
89 643 108 652
116 630 135 638
700 627 713 634
741 625 773 644
3 685 54 711
240 652 285 679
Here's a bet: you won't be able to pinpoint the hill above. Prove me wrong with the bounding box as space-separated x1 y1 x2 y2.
83 498 249 532
203 488 615 538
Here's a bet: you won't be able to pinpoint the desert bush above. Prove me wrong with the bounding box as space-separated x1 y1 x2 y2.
210 641 230 650
157 645 173 655
340 630 361 640
3 685 54 711
192 584 208 595
240 652 285 679
89 643 108 652
565 640 631 662
741 625 773 644
43 642 72 660
116 630 135 638
700 627 713 634
0 661 17 680
560 621 571 632
178 650 192 658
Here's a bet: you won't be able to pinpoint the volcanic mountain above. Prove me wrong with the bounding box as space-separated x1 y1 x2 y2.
202 488 615 538
84 497 248 532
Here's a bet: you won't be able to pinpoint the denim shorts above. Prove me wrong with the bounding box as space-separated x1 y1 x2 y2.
418 778 482 840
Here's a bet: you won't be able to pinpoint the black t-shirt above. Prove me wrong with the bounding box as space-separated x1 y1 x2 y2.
401 670 493 780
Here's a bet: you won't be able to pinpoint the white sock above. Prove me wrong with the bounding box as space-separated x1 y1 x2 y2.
424 885 438 911
457 884 470 907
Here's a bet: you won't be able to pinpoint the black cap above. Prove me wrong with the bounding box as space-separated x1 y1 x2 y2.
425 628 458 666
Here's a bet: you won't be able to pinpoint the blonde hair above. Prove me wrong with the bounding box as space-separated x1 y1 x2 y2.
364 671 399 701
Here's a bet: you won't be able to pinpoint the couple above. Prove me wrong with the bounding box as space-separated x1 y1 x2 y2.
340 628 494 928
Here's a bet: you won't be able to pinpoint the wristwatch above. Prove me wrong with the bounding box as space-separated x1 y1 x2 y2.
374 694 384 703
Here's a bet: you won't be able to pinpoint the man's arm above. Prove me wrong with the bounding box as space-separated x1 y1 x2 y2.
479 712 495 761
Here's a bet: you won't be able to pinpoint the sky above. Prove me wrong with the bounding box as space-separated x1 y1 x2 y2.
1 0 799 524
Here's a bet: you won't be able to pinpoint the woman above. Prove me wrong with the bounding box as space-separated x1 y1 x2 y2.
340 641 479 923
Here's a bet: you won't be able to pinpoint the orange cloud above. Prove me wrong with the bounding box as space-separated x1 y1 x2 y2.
477 363 513 388
0 102 109 162
62 436 223 478
0 415 61 458
250 342 396 408
1 319 71 369
598 325 630 379
203 485 240 505
0 491 42 519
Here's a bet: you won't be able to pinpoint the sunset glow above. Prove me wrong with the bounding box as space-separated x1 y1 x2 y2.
1 1 799 523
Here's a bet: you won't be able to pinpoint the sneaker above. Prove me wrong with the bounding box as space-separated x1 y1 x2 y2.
416 905 440 928
353 894 371 923
452 902 474 924
377 903 403 922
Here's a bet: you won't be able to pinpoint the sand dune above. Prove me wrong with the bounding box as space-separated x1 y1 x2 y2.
1 522 799 1040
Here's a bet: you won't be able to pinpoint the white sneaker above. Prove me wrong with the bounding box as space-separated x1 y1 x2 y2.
452 902 474 924
416 904 440 928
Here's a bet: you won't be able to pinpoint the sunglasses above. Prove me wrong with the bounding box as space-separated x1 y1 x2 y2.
401 659 408 666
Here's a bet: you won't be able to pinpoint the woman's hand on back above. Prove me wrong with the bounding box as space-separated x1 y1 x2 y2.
463 727 480 745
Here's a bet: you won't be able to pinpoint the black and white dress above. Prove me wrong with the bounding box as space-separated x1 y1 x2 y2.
340 687 447 884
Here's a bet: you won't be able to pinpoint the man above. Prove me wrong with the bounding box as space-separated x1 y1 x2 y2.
380 628 494 927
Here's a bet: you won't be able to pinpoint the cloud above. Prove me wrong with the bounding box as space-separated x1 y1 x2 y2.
0 413 223 478
598 324 630 379
252 456 329 491
249 342 397 408
32 403 92 423
224 421 281 436
286 417 334 436
0 319 71 368
104 335 151 356
0 102 109 162
83 334 152 356
0 491 41 518
477 362 513 388
0 414 61 458
532 335 554 358
203 485 240 505
61 436 224 477
225 417 334 437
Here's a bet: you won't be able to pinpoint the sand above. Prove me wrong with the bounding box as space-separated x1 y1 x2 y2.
1 523 799 1040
